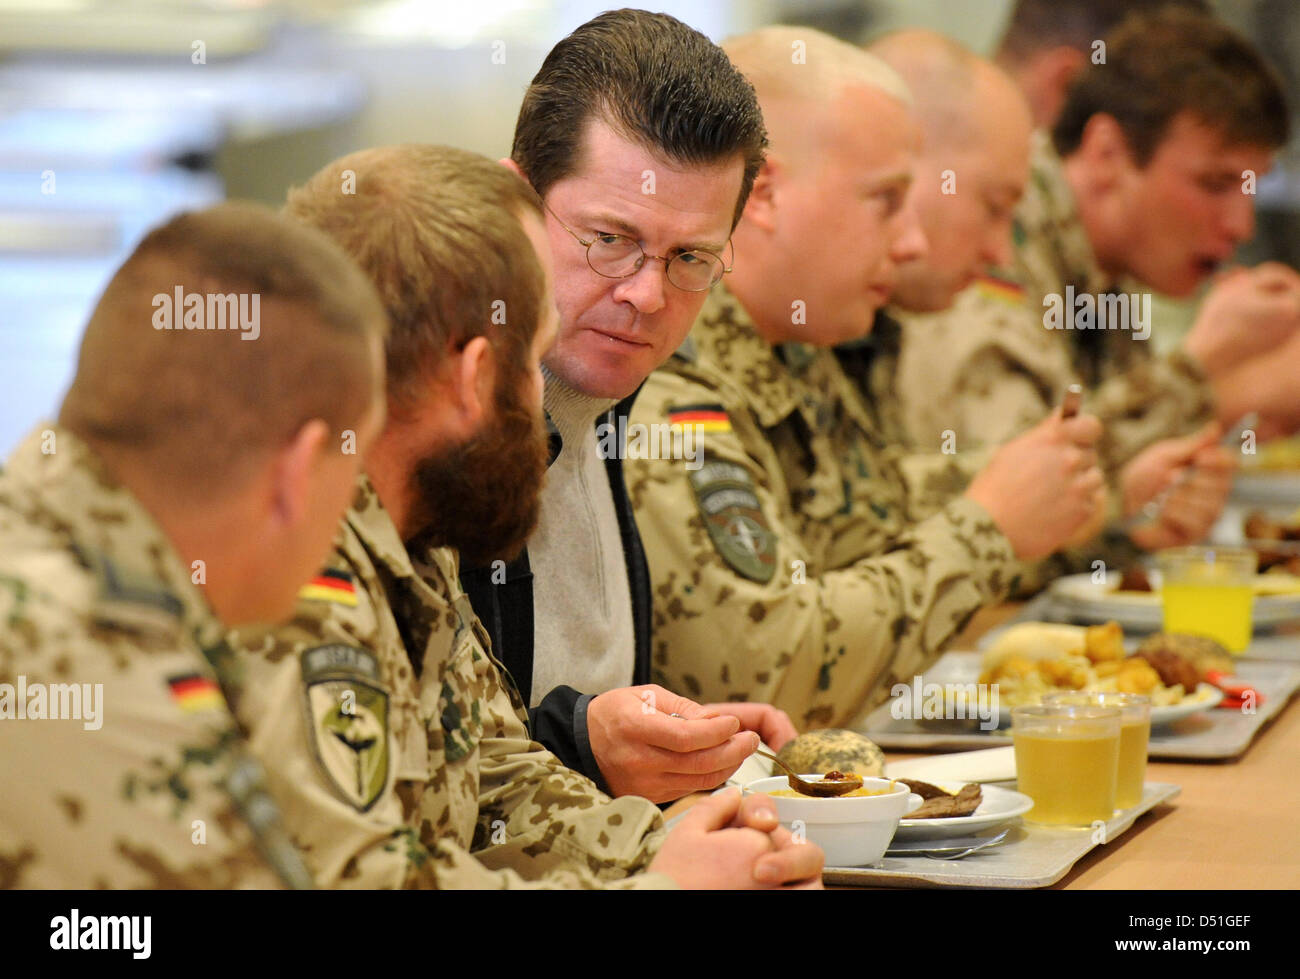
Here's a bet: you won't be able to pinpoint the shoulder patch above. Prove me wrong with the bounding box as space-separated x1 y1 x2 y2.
687 460 777 584
974 274 1026 305
298 569 357 607
300 644 389 812
669 403 731 433
166 673 225 714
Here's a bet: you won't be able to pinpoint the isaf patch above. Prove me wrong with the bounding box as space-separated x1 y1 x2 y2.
688 459 777 583
301 644 389 812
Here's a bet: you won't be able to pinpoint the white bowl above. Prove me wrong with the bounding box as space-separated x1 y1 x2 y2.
746 775 924 867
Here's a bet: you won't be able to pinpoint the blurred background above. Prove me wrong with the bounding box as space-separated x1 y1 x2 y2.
2 0 1297 456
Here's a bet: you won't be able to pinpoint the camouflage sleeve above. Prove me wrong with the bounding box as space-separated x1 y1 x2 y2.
894 288 1069 452
894 448 994 522
0 575 296 889
1090 349 1215 472
627 368 1018 732
226 540 674 890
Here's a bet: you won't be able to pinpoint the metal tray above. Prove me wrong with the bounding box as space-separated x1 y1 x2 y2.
824 782 1180 888
859 651 1300 760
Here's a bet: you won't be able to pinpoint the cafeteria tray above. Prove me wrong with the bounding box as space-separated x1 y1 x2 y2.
824 782 1180 889
987 591 1300 662
857 651 1300 759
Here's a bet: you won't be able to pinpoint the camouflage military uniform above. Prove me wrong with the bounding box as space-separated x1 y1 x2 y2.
226 477 673 889
0 425 310 889
625 286 1019 731
893 130 1215 471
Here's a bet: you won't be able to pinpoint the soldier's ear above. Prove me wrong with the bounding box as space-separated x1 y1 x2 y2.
1074 113 1132 189
446 335 495 436
273 418 330 528
741 157 781 233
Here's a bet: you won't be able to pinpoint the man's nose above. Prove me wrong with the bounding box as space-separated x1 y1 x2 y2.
611 259 668 314
890 200 928 264
1222 190 1256 245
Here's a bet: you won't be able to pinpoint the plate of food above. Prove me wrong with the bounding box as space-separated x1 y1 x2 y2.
1232 438 1300 505
1046 570 1300 629
977 621 1226 726
892 779 1033 840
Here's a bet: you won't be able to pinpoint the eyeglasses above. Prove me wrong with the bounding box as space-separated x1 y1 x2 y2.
543 200 733 292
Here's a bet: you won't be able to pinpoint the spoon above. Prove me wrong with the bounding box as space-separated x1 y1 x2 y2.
755 749 864 797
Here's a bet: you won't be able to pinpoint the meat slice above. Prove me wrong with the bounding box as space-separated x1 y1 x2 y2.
899 780 983 819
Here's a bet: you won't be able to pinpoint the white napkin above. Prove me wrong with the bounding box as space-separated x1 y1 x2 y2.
886 746 1017 783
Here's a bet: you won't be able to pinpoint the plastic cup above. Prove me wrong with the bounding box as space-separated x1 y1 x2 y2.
1012 705 1121 825
1157 546 1256 653
1044 692 1151 809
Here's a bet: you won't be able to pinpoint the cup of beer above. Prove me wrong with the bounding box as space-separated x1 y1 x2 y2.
1044 692 1151 810
1012 704 1121 825
1157 546 1257 653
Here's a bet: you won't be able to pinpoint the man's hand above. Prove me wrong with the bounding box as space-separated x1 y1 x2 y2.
703 702 798 752
649 788 824 889
1185 263 1300 377
587 685 760 803
1121 424 1237 551
964 409 1106 560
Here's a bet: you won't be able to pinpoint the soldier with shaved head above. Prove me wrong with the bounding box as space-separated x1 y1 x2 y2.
0 202 389 888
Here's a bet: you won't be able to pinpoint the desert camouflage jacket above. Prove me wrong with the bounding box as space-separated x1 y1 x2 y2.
626 286 1018 731
891 131 1215 471
0 425 309 889
225 476 672 889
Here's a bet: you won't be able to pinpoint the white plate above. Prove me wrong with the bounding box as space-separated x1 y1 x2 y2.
993 683 1224 729
893 781 1033 840
1046 572 1300 629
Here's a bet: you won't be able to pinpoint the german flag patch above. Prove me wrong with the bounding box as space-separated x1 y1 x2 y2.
668 403 732 433
974 274 1026 305
298 569 358 607
167 673 225 713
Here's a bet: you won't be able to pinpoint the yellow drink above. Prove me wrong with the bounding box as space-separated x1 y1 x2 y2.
1014 731 1119 825
1161 582 1254 652
1116 720 1150 810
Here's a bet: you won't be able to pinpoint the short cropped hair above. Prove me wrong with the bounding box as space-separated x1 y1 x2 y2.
998 0 1210 60
511 8 768 228
284 144 546 417
1052 8 1289 164
60 201 387 494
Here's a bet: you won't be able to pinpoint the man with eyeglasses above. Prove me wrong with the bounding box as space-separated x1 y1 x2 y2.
458 9 800 804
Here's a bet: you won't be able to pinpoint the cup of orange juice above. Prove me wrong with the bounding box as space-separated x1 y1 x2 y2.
1156 546 1257 653
1044 692 1151 810
1012 705 1121 825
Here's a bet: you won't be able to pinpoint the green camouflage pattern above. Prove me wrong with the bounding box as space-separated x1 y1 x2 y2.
226 476 673 889
0 425 309 889
626 285 1018 732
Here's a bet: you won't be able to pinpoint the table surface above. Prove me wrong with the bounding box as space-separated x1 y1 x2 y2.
665 604 1300 888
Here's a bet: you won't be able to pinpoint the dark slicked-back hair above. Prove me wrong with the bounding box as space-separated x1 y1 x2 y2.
998 0 1210 59
1052 7 1290 165
511 7 767 228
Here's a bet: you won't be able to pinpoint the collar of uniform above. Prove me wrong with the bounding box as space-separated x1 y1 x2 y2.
3 423 224 647
347 471 463 603
687 283 805 428
1016 129 1113 297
